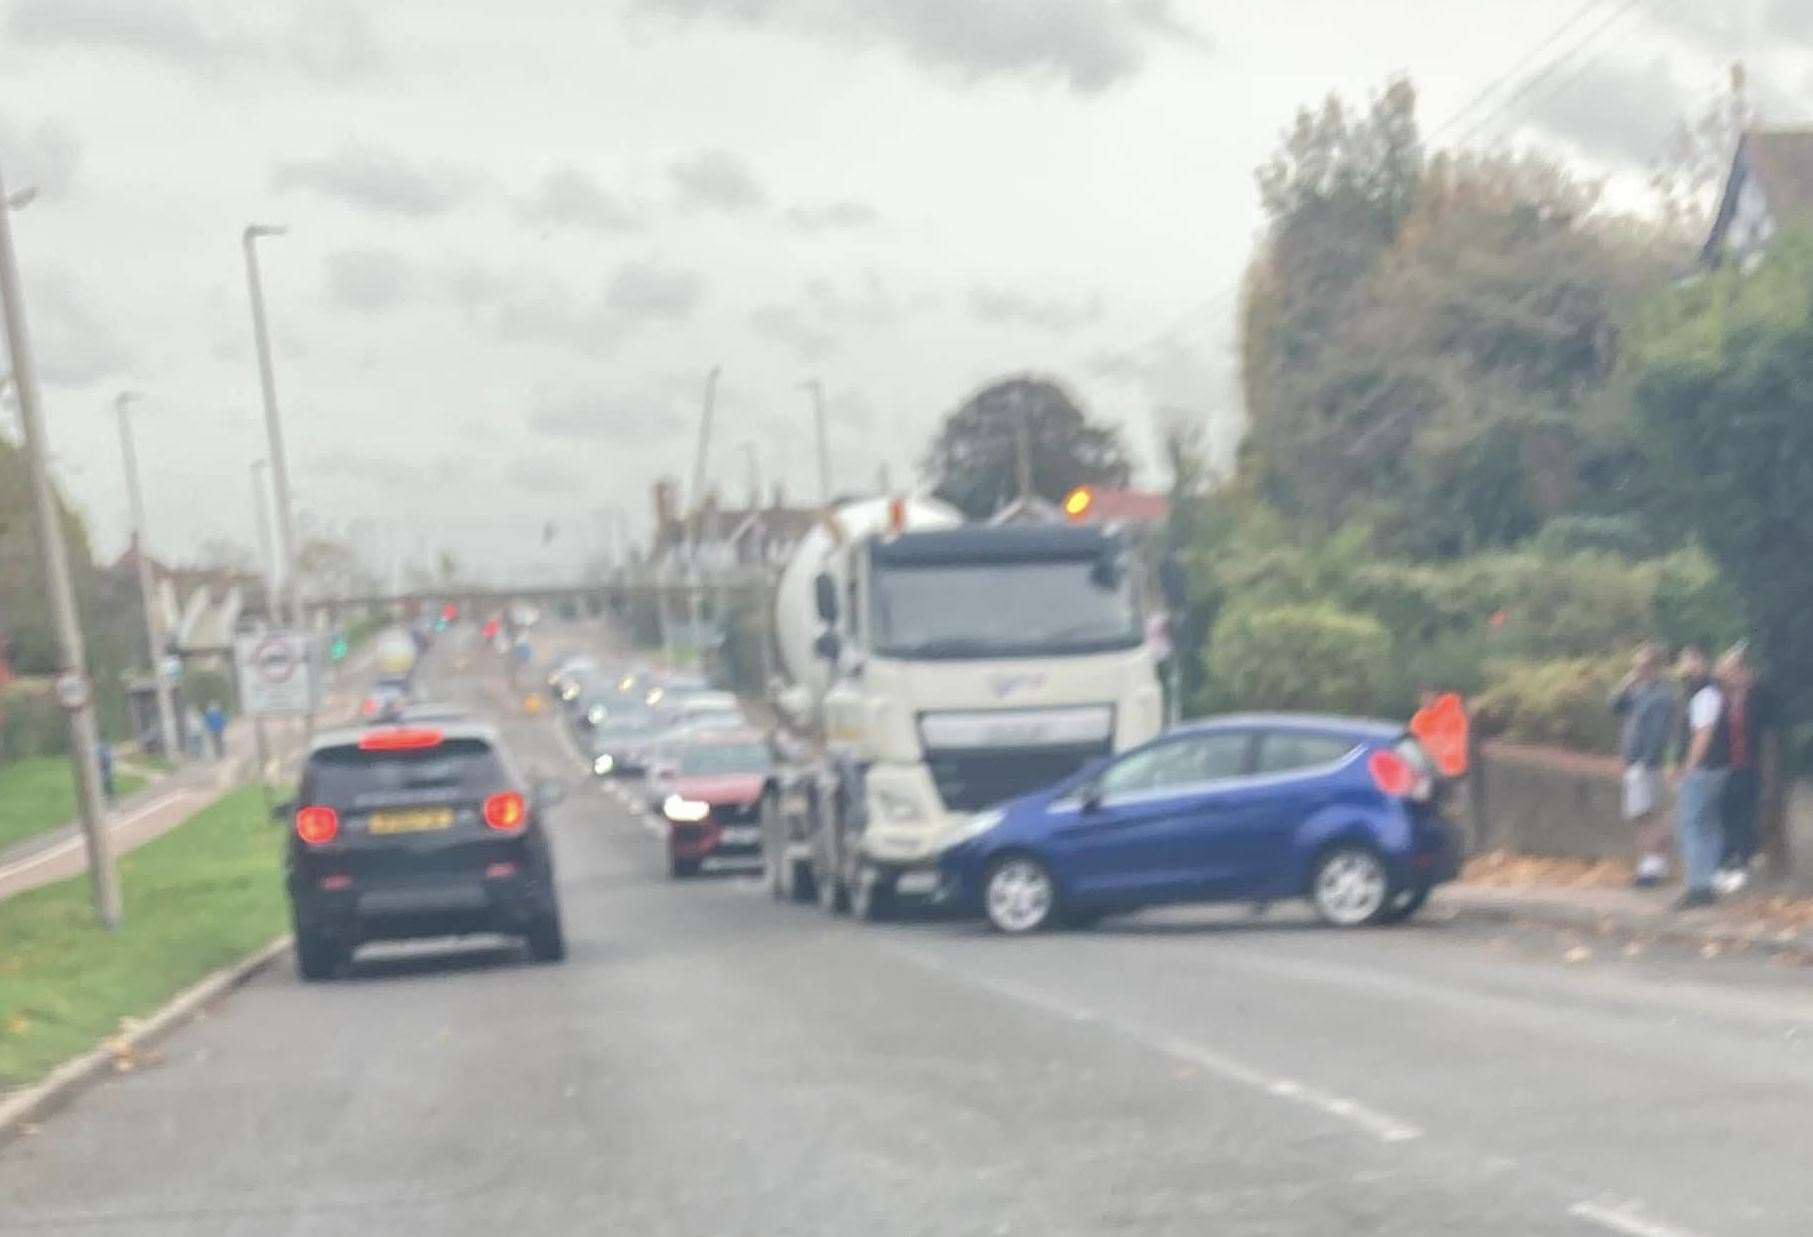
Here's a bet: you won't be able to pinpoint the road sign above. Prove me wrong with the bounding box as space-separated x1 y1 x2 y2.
233 631 320 716
54 670 91 711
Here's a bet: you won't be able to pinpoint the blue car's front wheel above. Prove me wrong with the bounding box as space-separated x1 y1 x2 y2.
984 855 1058 934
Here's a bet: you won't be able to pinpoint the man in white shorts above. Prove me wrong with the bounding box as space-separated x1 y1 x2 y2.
1610 644 1676 888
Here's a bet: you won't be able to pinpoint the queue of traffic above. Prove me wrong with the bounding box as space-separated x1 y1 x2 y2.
562 493 1469 936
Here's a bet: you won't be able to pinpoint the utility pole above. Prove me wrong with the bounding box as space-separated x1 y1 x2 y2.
242 225 300 627
113 392 182 765
742 441 761 509
249 460 276 619
802 378 831 504
687 368 720 669
0 163 122 928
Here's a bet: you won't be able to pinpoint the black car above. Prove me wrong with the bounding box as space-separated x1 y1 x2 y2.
282 720 567 980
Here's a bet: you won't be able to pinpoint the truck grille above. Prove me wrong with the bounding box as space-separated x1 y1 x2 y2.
924 742 1109 812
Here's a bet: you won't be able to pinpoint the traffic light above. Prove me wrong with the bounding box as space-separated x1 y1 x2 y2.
441 602 459 623
329 635 349 662
1062 486 1095 522
481 617 502 640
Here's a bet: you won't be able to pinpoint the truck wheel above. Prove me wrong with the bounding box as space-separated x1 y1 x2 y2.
816 853 849 914
852 868 895 923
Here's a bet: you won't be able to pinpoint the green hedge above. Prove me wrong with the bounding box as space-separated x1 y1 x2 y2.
1203 602 1390 716
1471 656 1625 752
0 683 66 759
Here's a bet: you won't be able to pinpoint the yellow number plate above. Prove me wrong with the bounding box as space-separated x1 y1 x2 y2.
367 808 454 835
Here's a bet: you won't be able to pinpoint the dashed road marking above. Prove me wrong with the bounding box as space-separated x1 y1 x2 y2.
1567 1199 1700 1237
893 949 1424 1146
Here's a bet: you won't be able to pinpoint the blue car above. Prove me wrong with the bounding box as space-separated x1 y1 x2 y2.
936 714 1463 934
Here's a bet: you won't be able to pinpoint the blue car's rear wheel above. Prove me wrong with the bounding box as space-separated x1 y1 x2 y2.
984 855 1057 934
1310 845 1390 927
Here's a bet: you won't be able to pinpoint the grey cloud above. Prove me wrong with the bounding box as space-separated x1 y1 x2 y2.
448 256 706 352
1090 333 1239 469
802 269 928 327
25 272 133 386
1518 56 1690 169
670 148 766 212
749 304 839 360
1766 0 1813 40
6 0 385 83
8 0 215 67
969 287 1104 334
309 450 476 487
631 0 1208 94
785 200 879 231
607 259 705 320
515 168 641 234
272 142 480 216
0 112 81 198
526 387 687 442
323 248 416 313
506 454 589 494
285 2 385 83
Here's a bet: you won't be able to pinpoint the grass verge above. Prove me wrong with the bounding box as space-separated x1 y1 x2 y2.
0 787 284 1087
0 758 149 854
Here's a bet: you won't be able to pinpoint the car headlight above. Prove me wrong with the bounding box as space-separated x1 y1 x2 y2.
587 704 607 725
949 808 1005 846
872 785 923 823
593 753 614 775
560 684 579 702
663 795 711 823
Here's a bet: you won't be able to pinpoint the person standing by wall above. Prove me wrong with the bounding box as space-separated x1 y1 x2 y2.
1611 643 1676 888
1713 644 1777 895
1672 650 1729 910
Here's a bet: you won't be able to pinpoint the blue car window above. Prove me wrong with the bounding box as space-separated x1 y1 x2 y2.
1099 732 1249 798
1254 732 1358 775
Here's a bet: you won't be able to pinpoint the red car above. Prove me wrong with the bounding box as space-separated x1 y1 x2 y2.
657 730 771 878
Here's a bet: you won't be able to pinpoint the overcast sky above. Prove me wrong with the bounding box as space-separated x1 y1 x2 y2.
1 0 1808 584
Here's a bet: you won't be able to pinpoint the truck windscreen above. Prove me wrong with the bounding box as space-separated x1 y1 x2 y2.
870 558 1141 658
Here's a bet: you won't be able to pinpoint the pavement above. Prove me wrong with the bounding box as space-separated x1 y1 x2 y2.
0 670 365 905
4 628 1813 1234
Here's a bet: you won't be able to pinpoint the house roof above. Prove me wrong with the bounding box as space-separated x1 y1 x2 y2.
1703 129 1813 265
1081 488 1169 525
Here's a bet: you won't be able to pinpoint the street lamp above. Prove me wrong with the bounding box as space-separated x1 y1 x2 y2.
241 224 301 628
249 459 277 619
800 378 831 504
0 161 121 927
113 391 182 765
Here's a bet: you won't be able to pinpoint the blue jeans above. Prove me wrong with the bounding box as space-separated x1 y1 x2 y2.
1675 769 1729 893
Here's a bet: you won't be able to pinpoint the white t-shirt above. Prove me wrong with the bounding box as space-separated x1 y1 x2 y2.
1689 684 1724 732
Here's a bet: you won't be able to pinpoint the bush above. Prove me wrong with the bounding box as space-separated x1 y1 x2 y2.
1202 603 1391 716
1471 656 1625 752
1529 514 1658 560
0 682 67 759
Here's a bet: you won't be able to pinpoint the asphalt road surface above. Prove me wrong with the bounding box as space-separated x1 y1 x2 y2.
5 627 1813 1236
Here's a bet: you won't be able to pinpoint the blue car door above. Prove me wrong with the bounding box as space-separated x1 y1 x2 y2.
1051 730 1255 903
1232 729 1368 891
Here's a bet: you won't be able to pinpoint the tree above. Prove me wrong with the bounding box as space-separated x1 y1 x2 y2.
1239 77 1682 554
1628 228 1813 873
922 375 1131 520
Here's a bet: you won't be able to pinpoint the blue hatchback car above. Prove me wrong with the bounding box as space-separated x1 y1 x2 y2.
936 714 1463 934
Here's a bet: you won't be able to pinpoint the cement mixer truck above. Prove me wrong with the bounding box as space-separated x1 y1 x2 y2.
759 496 1163 920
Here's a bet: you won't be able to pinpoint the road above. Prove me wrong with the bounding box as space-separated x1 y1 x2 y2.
4 628 1813 1235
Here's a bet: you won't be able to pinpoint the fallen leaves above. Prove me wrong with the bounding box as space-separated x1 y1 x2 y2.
1462 850 1631 889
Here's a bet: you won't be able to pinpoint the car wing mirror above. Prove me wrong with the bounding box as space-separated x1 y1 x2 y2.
1078 782 1104 812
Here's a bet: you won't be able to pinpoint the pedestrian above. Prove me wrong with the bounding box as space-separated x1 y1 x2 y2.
1610 643 1675 888
203 700 227 759
1671 647 1728 910
96 740 116 801
1713 644 1778 895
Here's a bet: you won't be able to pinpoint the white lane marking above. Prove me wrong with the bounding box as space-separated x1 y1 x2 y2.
896 950 1423 1145
1568 1200 1701 1237
0 789 197 881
